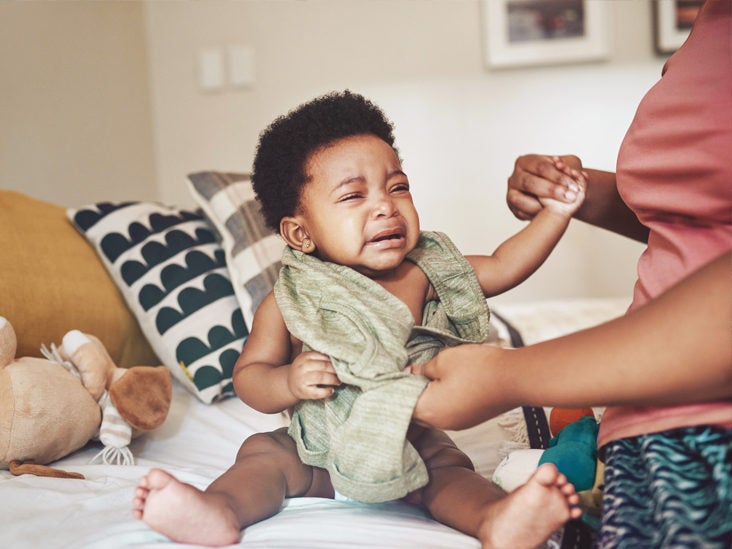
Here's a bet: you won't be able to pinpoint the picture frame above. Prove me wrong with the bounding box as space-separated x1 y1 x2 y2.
482 0 609 69
653 0 703 54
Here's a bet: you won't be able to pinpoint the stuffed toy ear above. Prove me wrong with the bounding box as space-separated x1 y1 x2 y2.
109 366 172 431
62 330 115 401
0 317 17 368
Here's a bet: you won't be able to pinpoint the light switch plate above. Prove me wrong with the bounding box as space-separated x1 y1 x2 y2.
198 48 224 91
228 45 255 87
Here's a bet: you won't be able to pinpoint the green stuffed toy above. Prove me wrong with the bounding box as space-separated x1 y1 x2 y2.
539 415 599 492
492 409 603 506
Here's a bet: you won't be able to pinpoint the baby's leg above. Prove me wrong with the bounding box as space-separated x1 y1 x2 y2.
132 427 333 546
407 428 581 549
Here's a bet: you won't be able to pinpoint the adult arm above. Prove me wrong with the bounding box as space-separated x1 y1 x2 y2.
507 154 649 243
413 251 732 430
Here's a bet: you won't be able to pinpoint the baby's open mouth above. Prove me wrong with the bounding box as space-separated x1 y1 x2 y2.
369 227 406 244
372 233 402 242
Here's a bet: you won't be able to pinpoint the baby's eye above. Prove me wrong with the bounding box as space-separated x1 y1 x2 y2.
391 183 410 193
339 193 362 202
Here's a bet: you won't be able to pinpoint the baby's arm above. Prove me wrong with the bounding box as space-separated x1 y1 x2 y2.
232 292 340 414
467 170 585 297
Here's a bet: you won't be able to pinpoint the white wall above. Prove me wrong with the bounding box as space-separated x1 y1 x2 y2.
0 1 156 207
144 0 658 305
2 1 667 305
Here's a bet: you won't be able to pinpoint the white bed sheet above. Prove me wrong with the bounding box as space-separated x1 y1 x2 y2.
1 381 489 548
0 298 628 549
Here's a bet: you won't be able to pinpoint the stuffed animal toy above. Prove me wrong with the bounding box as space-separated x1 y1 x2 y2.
493 409 600 493
548 406 595 438
538 415 599 492
492 412 605 532
0 316 171 479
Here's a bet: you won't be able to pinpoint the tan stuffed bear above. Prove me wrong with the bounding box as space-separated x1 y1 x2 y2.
0 316 171 479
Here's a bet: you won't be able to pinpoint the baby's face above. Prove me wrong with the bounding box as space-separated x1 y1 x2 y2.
297 134 420 278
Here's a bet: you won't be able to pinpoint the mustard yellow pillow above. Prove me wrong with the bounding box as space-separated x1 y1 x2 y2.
0 191 157 367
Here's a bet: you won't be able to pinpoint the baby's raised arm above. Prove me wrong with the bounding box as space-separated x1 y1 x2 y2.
508 154 648 242
233 292 340 414
467 170 585 297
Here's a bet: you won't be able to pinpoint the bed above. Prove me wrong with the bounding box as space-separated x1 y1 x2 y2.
0 184 628 549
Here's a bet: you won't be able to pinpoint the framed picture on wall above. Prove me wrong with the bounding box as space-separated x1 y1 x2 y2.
653 0 703 54
482 0 609 69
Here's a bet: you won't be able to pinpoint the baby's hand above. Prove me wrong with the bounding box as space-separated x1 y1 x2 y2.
539 157 586 216
288 351 341 400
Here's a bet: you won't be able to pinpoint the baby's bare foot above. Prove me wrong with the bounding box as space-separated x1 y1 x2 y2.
478 463 582 549
132 468 241 547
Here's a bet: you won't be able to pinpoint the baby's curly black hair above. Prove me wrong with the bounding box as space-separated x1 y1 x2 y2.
252 90 397 232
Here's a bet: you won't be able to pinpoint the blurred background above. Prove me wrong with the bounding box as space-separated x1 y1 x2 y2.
2 0 683 305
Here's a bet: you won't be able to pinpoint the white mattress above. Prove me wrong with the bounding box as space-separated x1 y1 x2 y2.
0 298 627 548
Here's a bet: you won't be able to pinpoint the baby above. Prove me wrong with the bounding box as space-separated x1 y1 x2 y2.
133 91 585 548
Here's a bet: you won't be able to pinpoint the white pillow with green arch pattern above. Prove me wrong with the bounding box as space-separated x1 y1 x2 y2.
68 201 245 404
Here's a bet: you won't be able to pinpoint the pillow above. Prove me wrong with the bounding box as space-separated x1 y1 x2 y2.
187 171 284 329
67 201 246 404
0 190 157 368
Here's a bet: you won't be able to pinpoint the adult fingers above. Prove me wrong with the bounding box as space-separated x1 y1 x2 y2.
414 356 441 380
511 155 576 199
409 363 424 376
507 188 542 220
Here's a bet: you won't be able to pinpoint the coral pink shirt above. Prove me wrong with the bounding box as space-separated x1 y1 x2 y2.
598 0 732 448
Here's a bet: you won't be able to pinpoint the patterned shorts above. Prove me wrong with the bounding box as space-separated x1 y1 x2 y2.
599 425 732 548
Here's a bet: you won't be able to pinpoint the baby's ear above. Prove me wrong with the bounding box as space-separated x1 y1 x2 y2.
280 217 311 252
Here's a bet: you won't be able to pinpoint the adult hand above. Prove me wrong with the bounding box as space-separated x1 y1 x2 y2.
416 252 732 431
412 344 516 431
507 154 584 220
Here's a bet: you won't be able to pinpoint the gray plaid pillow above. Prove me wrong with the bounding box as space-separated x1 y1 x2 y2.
187 172 283 330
